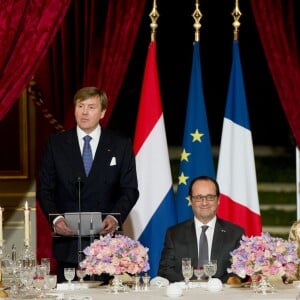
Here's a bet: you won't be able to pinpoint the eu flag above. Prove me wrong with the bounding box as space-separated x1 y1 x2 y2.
175 42 215 222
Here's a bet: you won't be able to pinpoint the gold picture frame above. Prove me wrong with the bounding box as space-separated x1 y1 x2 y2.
0 92 29 179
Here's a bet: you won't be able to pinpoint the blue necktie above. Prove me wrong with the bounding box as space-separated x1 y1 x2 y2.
82 135 93 175
198 225 209 266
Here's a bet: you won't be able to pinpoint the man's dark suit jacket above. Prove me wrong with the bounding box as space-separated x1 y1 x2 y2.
158 217 244 283
37 127 139 264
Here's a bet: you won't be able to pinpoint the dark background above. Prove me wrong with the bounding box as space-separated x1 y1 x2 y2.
109 0 294 148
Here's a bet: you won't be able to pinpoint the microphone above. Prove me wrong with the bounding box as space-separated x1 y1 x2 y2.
77 176 83 265
75 176 84 189
77 176 82 212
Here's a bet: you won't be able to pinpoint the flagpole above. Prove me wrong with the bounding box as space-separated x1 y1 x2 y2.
232 0 242 41
192 0 202 42
149 0 159 42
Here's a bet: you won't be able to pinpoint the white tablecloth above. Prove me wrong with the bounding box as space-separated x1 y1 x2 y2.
47 283 300 300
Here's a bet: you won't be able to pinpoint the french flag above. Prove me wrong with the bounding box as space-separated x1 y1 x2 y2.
123 41 177 277
216 41 262 237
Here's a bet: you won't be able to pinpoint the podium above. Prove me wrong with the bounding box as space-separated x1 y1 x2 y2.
49 212 121 264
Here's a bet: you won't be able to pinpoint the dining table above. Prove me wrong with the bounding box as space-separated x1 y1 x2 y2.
41 280 300 300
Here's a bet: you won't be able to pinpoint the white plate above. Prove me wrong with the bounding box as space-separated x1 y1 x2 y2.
224 283 242 288
71 281 102 288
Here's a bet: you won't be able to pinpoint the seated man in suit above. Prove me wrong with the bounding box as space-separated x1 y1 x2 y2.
158 175 244 283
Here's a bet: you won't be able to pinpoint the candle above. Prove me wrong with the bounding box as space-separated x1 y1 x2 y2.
0 207 3 247
24 201 30 246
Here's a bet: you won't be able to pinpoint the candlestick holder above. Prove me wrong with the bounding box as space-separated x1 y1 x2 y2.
0 242 5 288
21 243 36 267
0 242 5 260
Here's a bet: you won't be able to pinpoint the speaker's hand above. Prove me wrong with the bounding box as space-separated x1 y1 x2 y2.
101 215 119 235
54 218 75 236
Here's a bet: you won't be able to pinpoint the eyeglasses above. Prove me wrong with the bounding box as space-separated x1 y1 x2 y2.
190 194 217 202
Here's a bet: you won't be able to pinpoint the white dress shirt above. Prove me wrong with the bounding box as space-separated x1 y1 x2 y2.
194 216 216 260
77 125 101 158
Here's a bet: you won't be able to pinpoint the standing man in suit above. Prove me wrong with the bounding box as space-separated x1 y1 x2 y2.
158 175 244 283
37 87 139 283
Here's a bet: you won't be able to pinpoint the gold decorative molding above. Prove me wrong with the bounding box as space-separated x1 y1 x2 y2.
0 92 29 179
3 207 36 212
0 192 35 197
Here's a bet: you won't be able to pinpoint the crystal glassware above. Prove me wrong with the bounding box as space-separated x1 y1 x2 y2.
182 257 193 287
194 265 204 281
203 260 217 281
20 265 35 291
41 257 51 275
45 274 57 290
33 264 47 296
76 267 86 282
64 267 75 289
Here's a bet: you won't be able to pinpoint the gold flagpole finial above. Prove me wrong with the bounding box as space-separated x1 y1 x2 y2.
232 0 242 40
149 0 159 42
192 0 202 42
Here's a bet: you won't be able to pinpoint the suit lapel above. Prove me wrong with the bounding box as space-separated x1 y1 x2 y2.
88 129 113 179
185 219 198 267
61 129 86 194
211 218 225 260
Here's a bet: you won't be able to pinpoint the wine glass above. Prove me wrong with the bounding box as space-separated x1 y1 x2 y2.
33 264 47 296
194 265 204 281
76 267 86 282
203 260 217 281
182 257 193 287
45 274 57 290
64 267 75 289
41 257 51 275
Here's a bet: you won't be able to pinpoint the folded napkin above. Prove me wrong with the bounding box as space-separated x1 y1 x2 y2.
45 292 64 300
57 283 75 290
166 283 183 298
150 276 169 287
67 296 92 300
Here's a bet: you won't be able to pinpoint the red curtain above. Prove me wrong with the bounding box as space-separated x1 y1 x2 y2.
251 0 300 147
0 0 71 121
35 0 147 131
35 0 147 269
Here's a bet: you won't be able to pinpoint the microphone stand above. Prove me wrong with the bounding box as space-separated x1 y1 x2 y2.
77 177 83 266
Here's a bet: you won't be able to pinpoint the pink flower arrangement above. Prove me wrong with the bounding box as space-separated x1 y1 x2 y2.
228 232 299 278
80 234 150 275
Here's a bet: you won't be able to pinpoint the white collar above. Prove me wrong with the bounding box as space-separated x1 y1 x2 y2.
194 216 217 229
77 125 101 141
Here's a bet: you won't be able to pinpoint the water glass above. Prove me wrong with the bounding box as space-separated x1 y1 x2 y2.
76 267 86 282
33 264 47 291
182 257 193 287
194 265 204 281
203 260 217 280
41 257 51 275
20 265 35 291
64 267 75 289
45 274 57 290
